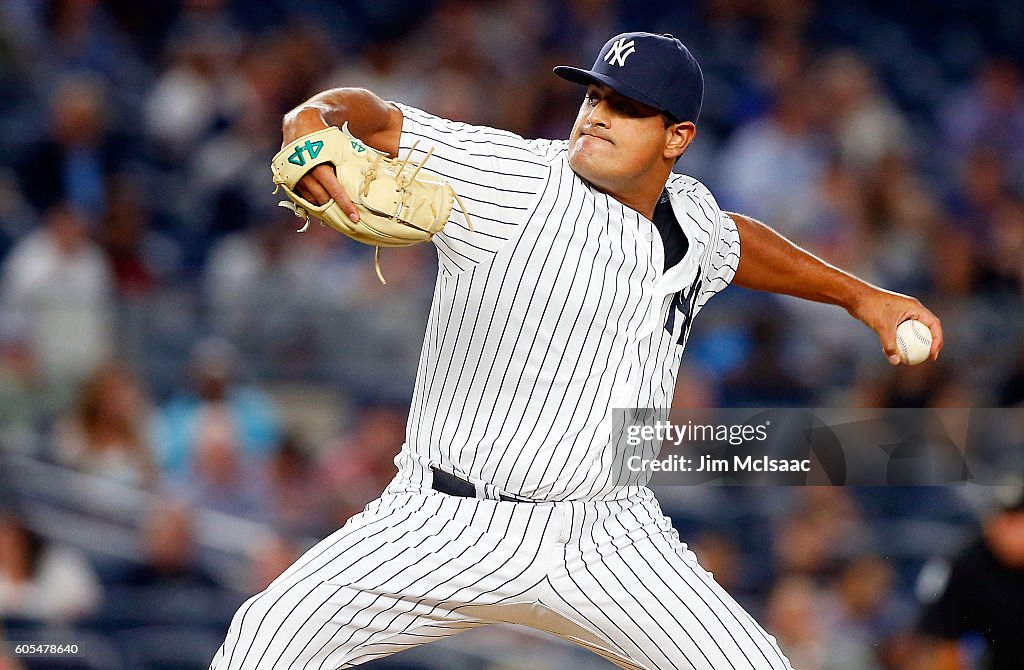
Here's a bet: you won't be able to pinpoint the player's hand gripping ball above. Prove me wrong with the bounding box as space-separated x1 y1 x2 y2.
895 319 933 365
271 123 471 283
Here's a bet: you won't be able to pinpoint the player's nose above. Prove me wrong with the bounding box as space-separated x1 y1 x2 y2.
586 99 611 127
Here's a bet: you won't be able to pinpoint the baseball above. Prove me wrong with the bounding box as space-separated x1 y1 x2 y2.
895 319 932 365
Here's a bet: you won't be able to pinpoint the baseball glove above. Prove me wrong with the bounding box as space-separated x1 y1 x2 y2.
271 122 471 283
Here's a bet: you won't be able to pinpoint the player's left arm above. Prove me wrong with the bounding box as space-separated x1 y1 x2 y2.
727 211 943 365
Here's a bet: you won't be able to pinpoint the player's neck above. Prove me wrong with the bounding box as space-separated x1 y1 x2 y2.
605 179 668 221
605 162 674 220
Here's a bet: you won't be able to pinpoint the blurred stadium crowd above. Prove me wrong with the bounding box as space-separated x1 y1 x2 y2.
0 0 1023 668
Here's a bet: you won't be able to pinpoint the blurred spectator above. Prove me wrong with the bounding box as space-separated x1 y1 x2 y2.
800 488 869 542
319 243 436 396
816 50 911 174
864 155 941 292
852 360 974 409
320 39 431 113
142 17 244 162
765 575 882 670
771 489 870 581
248 534 303 593
930 229 978 303
721 310 812 405
15 75 118 218
831 555 896 633
37 0 143 86
729 28 812 130
154 337 280 477
153 337 280 520
180 417 273 521
266 433 330 536
803 159 870 268
0 171 36 262
0 0 42 62
0 316 46 454
205 214 319 377
253 27 332 117
50 362 157 488
946 147 1009 250
0 513 101 623
115 502 218 589
986 194 1024 295
0 202 114 395
100 176 182 299
321 401 406 524
715 82 829 239
940 58 1024 174
670 366 718 408
915 483 1024 670
689 530 749 601
0 632 26 670
183 82 280 238
827 555 911 668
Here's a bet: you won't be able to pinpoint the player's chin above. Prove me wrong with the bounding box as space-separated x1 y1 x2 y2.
568 141 609 177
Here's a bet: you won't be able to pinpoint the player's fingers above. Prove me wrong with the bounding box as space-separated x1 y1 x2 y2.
865 317 901 366
930 321 943 359
880 332 901 366
876 319 901 366
297 175 331 206
913 309 944 360
311 164 360 223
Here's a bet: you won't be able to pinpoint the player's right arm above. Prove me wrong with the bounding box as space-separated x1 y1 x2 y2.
281 87 403 221
728 211 943 365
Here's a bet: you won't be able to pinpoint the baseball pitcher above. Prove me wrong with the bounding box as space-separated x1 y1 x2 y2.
211 32 943 670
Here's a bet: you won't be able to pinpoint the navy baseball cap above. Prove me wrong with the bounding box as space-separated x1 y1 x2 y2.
554 32 704 123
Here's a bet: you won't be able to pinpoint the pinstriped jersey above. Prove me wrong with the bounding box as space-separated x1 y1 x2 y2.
393 103 740 501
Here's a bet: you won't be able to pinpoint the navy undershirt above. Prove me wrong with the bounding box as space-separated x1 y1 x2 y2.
652 190 688 271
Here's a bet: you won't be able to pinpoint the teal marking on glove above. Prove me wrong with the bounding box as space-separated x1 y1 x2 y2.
288 139 325 166
350 140 366 153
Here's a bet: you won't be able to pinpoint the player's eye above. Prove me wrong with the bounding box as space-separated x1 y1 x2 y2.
584 92 599 106
612 99 641 116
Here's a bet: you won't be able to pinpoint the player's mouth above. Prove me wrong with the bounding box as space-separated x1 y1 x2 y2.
581 130 613 144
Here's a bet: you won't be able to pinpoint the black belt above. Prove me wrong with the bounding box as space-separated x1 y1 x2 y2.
430 466 533 503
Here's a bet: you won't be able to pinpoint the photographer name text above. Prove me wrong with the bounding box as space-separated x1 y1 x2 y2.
626 454 810 473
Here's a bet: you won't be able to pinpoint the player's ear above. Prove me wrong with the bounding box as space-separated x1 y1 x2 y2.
665 121 696 161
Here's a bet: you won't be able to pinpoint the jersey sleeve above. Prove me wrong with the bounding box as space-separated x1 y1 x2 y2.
670 174 741 309
392 102 563 274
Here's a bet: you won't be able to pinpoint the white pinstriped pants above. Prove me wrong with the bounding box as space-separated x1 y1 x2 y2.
209 481 792 669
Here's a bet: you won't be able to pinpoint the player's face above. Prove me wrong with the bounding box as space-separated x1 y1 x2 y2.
567 84 681 194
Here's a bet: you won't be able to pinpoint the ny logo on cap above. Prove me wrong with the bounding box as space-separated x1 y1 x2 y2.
603 38 636 67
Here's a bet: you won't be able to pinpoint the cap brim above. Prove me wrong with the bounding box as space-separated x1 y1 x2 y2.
552 66 670 118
